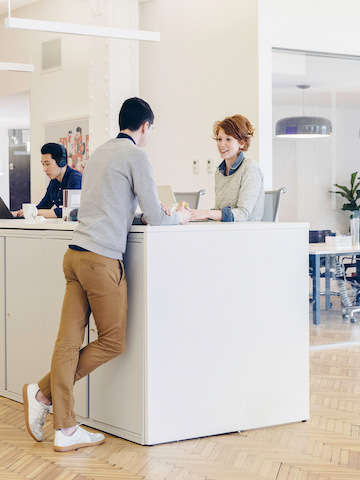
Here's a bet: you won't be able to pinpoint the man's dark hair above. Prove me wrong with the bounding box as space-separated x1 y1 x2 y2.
119 97 154 131
41 143 67 163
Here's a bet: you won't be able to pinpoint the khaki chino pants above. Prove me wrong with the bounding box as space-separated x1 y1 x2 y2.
38 248 127 429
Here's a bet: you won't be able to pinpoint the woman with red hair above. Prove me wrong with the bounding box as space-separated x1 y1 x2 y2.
190 114 264 222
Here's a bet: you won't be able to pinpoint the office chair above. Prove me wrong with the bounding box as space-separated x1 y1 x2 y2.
174 189 206 209
309 229 338 307
308 231 357 313
261 187 287 222
334 256 360 323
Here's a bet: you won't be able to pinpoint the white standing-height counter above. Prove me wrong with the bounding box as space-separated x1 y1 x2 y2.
0 219 309 445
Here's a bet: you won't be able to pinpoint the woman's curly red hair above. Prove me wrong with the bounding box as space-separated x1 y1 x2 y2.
213 115 254 152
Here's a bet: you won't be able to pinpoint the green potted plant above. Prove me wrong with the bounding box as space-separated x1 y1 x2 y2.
330 172 360 217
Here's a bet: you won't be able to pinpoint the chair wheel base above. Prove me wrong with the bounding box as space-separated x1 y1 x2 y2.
342 307 359 323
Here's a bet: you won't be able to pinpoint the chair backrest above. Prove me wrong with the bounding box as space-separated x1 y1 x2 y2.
309 230 333 243
174 189 206 209
261 187 287 222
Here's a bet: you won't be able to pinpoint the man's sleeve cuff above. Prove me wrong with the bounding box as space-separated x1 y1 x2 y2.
221 207 234 222
54 207 62 218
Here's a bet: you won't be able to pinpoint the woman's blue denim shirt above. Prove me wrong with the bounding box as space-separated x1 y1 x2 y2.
217 151 245 222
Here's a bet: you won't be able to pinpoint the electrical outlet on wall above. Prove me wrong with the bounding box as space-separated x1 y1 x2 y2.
193 159 199 174
207 159 214 173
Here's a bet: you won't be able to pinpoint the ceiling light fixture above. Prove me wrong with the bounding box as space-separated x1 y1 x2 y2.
4 0 160 42
275 85 332 138
0 61 34 71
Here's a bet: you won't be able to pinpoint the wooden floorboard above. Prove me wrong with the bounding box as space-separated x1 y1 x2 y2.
2 296 360 479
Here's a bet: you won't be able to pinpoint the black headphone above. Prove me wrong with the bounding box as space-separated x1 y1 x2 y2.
57 144 67 168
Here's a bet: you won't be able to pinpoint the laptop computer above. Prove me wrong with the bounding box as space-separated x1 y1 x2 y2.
0 196 22 219
157 185 176 207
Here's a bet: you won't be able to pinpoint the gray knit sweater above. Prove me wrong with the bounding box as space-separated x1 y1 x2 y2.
215 157 264 222
72 137 179 260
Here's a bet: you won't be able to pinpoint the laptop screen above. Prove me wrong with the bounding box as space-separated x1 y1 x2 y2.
157 185 176 207
0 197 15 219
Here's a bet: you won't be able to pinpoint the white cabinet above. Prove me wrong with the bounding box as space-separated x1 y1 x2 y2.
5 236 45 395
0 221 309 446
2 231 87 417
86 224 309 446
0 237 5 391
142 225 309 444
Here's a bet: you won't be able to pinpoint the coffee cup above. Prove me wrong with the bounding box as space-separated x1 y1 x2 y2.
22 203 38 220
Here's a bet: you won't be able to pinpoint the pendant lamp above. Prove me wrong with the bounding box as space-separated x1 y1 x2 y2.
275 85 332 138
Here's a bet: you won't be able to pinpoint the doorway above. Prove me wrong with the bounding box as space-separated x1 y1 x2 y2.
0 91 30 209
8 129 31 210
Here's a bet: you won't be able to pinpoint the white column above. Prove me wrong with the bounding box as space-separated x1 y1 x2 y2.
88 0 139 153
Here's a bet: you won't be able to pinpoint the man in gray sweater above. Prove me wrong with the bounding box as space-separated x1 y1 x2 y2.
23 97 191 452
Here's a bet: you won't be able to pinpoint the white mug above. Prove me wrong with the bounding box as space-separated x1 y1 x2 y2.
22 203 38 220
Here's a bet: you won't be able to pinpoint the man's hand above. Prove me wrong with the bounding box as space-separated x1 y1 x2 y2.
176 201 192 225
12 209 24 217
160 202 172 216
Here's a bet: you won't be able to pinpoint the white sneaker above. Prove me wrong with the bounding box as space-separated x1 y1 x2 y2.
54 425 105 452
23 383 51 442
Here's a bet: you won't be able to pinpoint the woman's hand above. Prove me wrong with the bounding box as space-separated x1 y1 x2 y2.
189 209 206 221
189 209 223 221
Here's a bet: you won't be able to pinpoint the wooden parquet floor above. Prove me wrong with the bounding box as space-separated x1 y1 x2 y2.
2 297 360 480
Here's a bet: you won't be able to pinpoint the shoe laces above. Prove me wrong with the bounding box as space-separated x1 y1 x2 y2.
75 423 100 438
37 404 51 429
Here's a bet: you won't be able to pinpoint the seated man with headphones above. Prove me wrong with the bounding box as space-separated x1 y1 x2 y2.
15 143 82 218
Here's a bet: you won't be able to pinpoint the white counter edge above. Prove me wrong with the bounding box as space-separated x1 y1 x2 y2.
0 219 77 230
0 219 309 233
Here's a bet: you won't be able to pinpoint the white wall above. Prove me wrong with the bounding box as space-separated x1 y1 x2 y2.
139 0 259 209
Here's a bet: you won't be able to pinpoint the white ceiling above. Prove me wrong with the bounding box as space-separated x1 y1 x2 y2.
1 5 359 108
0 0 38 15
